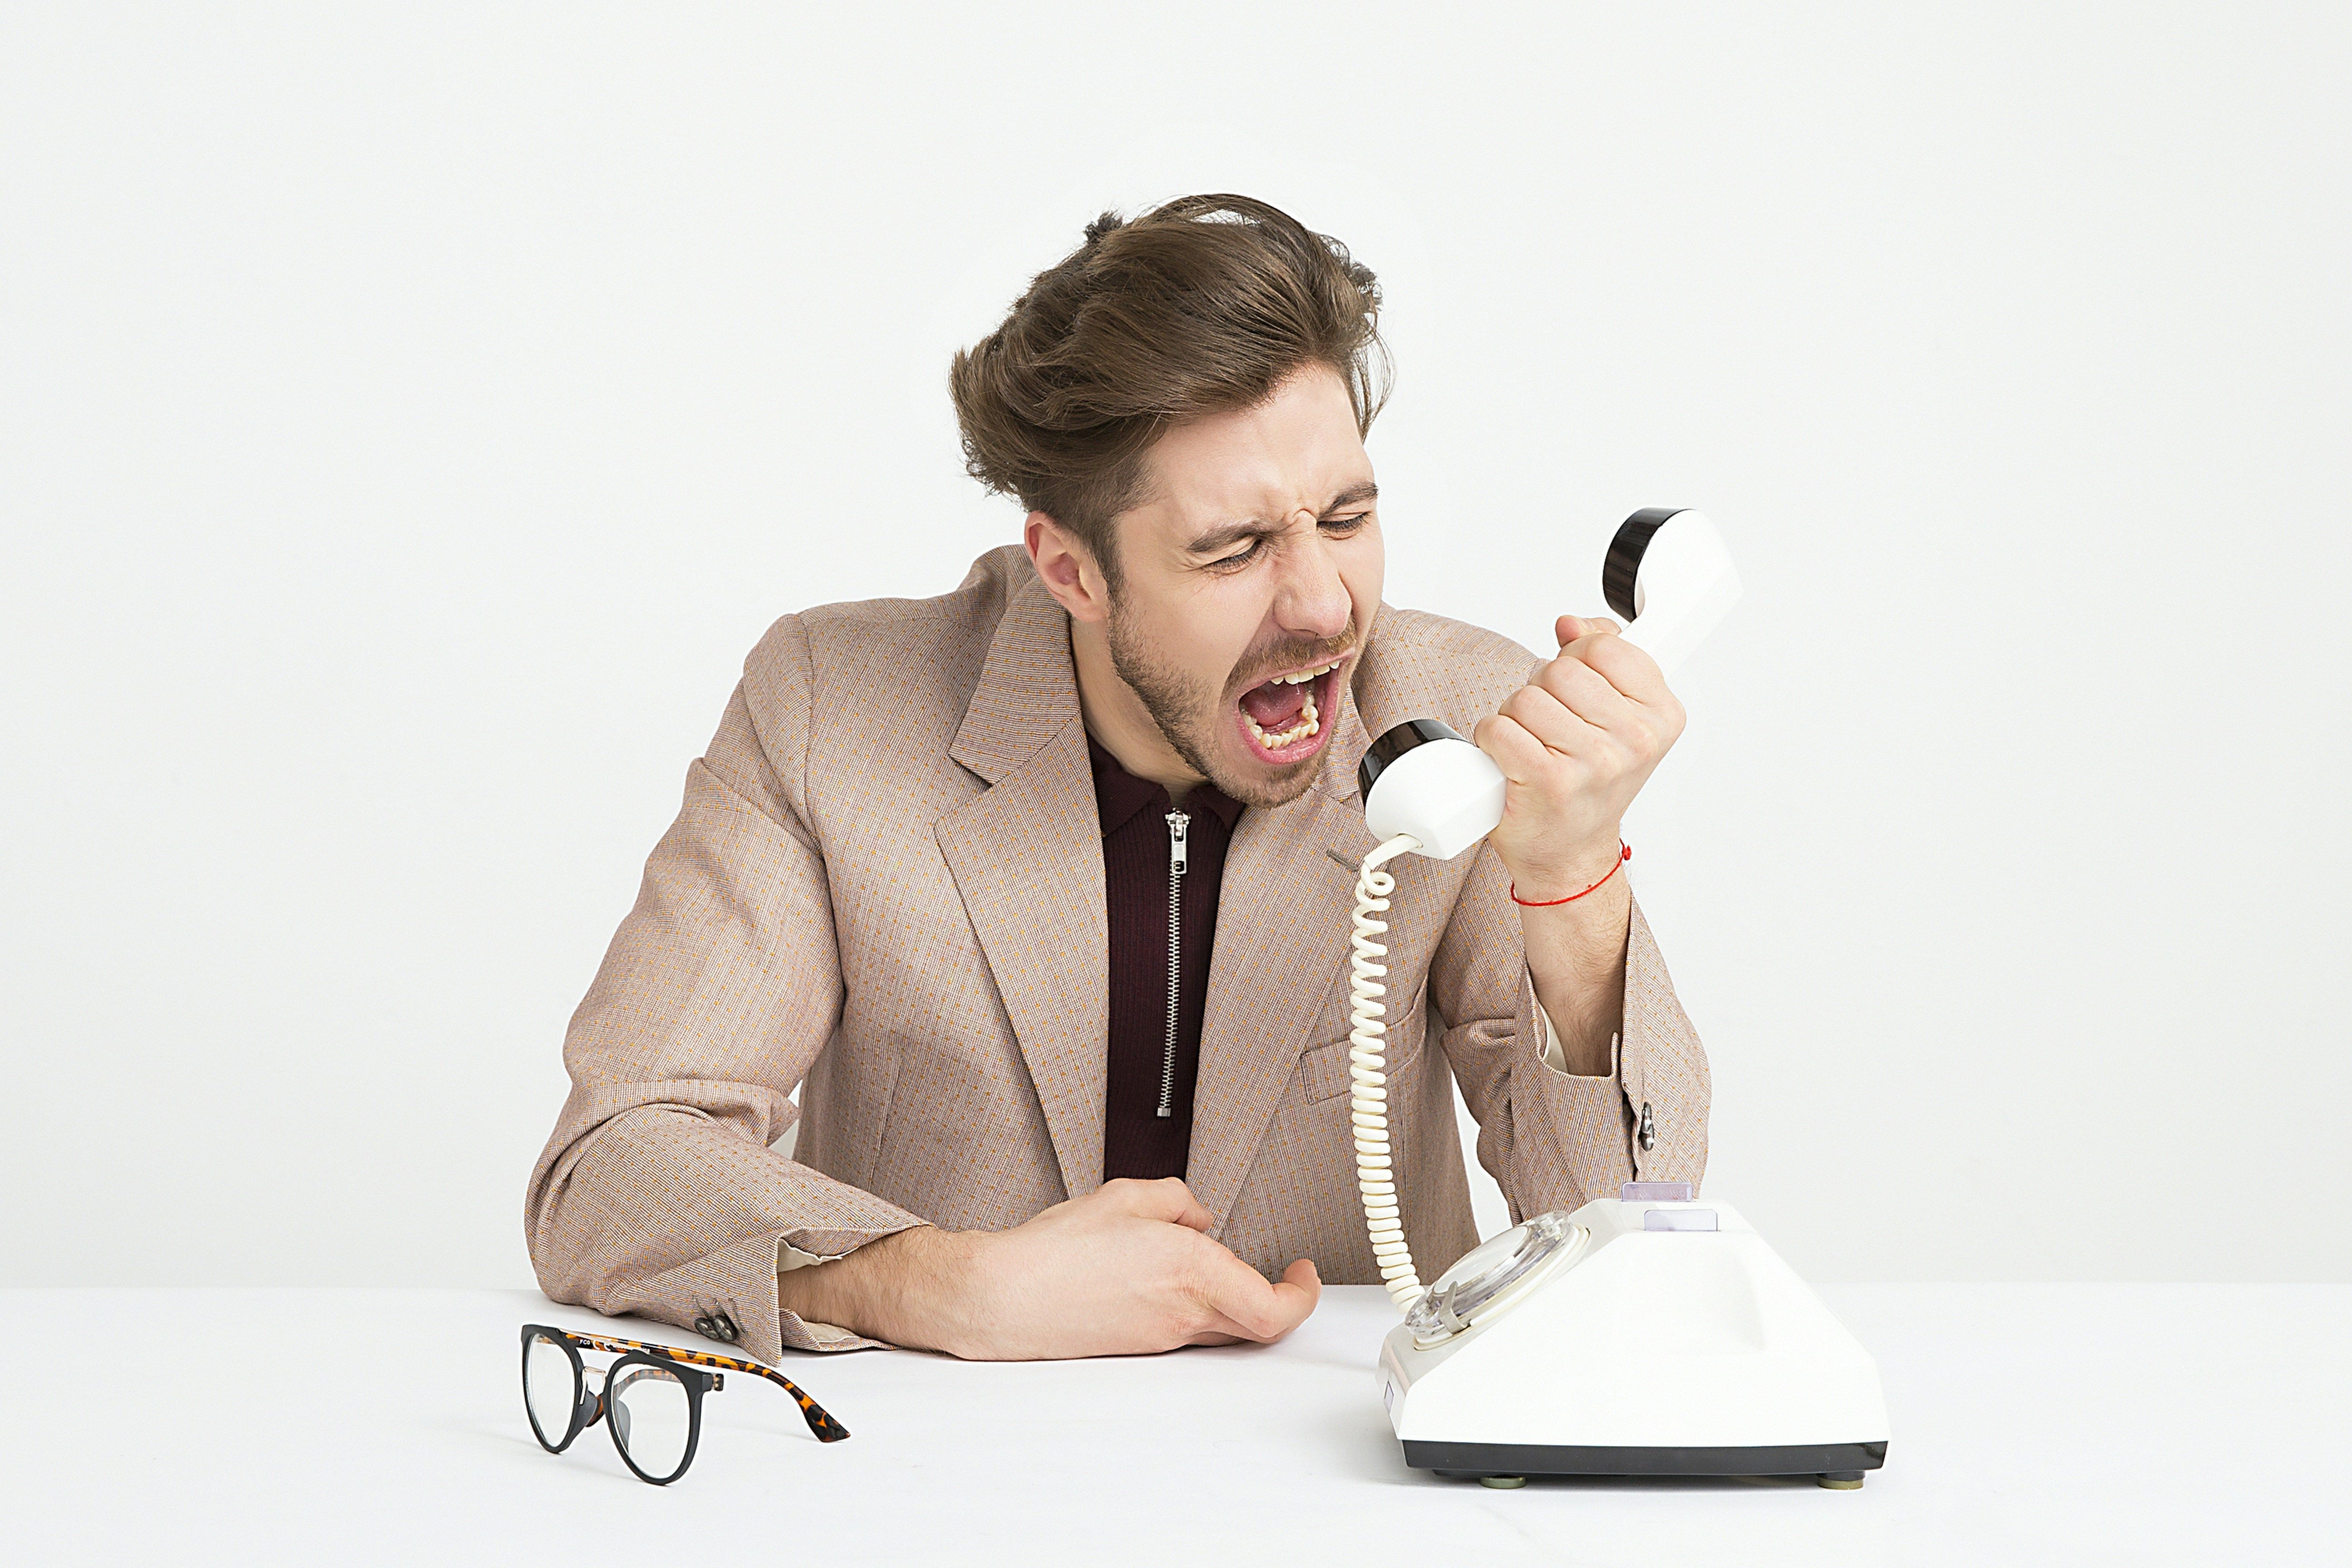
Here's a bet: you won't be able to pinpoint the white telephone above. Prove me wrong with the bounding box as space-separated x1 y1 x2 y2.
1347 510 1891 1489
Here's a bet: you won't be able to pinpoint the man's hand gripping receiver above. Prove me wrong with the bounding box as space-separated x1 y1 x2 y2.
1344 509 1741 1310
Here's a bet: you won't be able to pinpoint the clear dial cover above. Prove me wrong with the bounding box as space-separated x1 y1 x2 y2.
1405 1210 1587 1343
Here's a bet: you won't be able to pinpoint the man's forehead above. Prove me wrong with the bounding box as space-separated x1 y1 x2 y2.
1134 372 1373 539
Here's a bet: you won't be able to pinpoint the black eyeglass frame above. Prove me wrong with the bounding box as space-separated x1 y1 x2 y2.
521 1320 850 1487
522 1325 718 1485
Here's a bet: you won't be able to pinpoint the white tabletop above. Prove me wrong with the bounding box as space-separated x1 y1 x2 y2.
5 1283 2345 1565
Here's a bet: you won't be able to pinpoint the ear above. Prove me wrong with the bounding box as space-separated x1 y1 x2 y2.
1024 512 1113 625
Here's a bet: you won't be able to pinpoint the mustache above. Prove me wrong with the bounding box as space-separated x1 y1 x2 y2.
1225 625 1358 699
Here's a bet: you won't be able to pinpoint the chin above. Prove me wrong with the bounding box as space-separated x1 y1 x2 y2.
1205 754 1325 811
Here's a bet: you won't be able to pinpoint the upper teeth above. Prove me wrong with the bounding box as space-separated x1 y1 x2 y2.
1272 659 1341 686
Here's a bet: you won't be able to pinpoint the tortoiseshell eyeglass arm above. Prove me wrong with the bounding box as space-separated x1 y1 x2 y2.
559 1328 851 1442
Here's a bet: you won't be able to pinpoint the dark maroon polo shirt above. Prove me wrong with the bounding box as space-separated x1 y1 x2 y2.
1088 733 1245 1182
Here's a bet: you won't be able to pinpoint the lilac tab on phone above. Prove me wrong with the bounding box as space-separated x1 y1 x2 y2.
1621 1181 1694 1202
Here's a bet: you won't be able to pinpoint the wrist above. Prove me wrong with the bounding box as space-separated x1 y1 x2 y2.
779 1223 976 1354
1507 833 1630 907
911 1226 989 1357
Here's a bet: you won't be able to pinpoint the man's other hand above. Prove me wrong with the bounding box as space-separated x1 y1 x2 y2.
773 1177 1321 1360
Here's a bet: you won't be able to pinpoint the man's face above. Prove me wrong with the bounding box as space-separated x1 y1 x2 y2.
1102 364 1384 809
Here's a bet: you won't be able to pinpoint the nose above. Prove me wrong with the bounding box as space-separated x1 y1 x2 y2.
1269 511 1352 642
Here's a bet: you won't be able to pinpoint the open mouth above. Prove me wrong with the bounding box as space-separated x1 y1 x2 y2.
1234 656 1347 764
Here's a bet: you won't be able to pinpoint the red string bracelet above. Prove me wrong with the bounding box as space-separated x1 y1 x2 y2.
1509 841 1631 907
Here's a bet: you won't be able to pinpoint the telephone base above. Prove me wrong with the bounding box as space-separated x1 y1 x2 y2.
1378 1199 1892 1486
1413 1438 1888 1481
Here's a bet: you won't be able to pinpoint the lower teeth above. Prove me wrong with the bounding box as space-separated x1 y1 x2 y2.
1249 688 1320 750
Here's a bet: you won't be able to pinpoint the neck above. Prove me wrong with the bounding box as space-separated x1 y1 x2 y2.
1069 617 1204 798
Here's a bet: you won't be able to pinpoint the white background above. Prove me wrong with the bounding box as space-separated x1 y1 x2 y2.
3 3 2345 1290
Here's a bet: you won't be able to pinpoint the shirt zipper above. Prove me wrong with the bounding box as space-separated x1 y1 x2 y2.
1157 808 1190 1118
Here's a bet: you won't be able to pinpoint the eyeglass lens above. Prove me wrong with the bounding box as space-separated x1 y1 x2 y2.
608 1363 693 1480
522 1331 580 1450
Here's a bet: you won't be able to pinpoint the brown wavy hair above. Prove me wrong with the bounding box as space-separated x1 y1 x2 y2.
949 193 1390 588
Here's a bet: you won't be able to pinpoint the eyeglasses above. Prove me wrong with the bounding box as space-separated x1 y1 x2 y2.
520 1323 850 1485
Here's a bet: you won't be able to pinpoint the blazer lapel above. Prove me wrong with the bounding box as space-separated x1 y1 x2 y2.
1184 675 1381 1238
934 573 1108 1203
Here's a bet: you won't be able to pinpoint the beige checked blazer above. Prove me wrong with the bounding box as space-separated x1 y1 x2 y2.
525 545 1710 1361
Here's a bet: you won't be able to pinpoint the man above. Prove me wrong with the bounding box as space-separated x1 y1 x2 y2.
525 194 1709 1363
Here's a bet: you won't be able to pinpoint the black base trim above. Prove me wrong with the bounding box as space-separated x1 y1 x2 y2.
1406 1439 1887 1479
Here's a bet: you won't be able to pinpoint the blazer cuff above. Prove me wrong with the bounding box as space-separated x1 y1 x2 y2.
598 1220 924 1363
771 1235 909 1354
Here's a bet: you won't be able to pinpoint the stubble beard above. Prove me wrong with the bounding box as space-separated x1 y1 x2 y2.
1103 597 1351 811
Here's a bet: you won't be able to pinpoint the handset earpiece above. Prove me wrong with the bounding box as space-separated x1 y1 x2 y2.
1604 508 1742 680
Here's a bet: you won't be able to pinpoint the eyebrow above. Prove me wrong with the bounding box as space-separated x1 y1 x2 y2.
1184 481 1379 556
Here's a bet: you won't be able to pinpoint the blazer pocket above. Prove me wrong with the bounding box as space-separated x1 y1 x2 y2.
1278 978 1430 1107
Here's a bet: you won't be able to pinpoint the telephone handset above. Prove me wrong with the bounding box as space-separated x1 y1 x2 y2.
1351 512 1891 1490
1345 508 1743 1308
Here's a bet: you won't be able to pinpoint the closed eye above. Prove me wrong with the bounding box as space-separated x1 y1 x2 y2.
1202 512 1371 572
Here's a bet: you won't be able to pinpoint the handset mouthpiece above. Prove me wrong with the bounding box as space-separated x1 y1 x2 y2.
1602 509 1742 678
1357 720 1505 861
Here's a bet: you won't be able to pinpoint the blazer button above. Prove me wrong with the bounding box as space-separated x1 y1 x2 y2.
708 1312 740 1344
692 1314 716 1338
1637 1101 1656 1152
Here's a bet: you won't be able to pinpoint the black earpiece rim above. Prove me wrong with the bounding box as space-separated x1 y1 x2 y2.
1358 718 1465 800
1602 508 1686 624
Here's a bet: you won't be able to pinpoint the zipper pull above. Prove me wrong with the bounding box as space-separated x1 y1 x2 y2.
1166 809 1190 875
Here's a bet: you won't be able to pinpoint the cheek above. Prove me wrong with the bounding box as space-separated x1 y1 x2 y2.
1155 591 1262 698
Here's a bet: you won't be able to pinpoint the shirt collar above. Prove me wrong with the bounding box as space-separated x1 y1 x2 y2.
1085 731 1246 838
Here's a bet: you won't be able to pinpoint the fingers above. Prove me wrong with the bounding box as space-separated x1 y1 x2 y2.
1100 1176 1215 1232
1475 711 1579 787
1561 623 1676 715
1556 613 1621 647
1078 1184 1319 1351
1535 647 1641 733
1169 1193 1215 1234
1505 634 1682 768
1494 677 1612 760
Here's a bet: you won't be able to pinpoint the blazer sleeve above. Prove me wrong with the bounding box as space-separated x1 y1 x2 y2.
1429 844 1711 1221
524 614 926 1363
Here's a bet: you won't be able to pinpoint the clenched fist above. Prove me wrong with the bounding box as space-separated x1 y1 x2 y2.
1473 614 1686 903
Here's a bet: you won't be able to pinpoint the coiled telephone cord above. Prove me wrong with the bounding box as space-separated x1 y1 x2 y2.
1350 833 1427 1313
